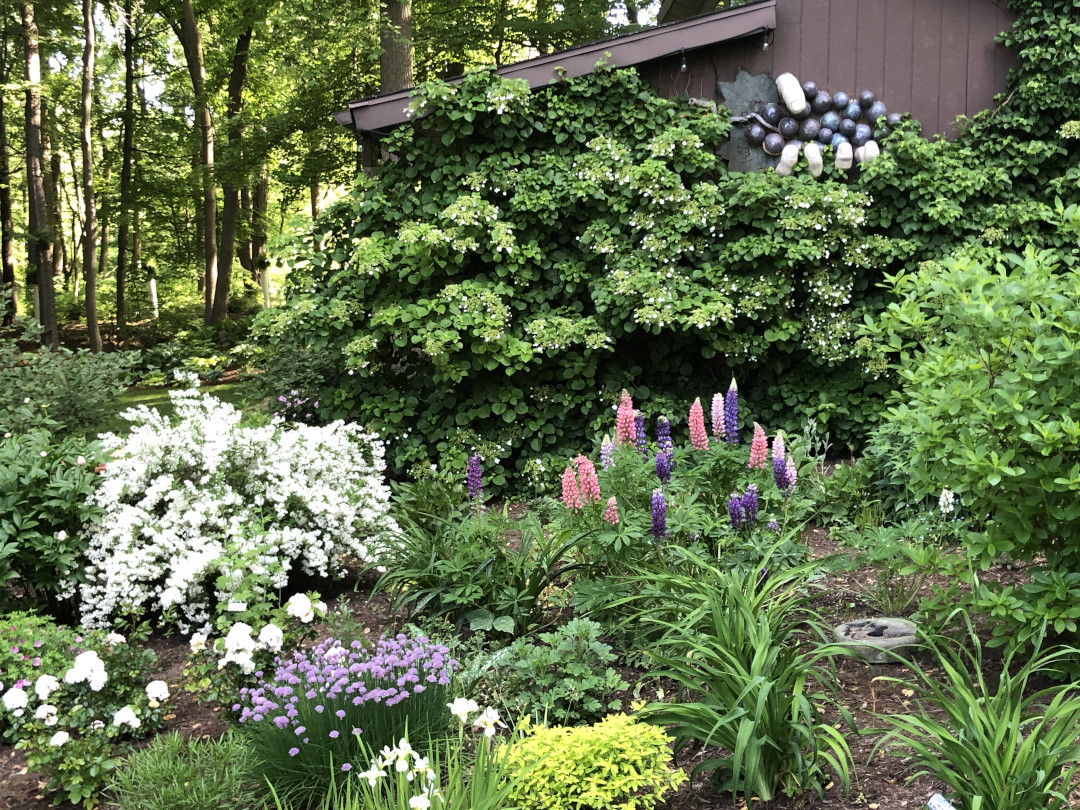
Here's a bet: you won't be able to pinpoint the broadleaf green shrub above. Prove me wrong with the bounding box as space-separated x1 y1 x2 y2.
0 431 104 617
260 66 900 492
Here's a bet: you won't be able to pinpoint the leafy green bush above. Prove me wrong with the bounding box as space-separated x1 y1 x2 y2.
260 66 902 493
107 731 266 810
636 549 851 803
0 324 139 435
504 713 686 810
497 618 627 726
2 627 169 807
0 430 104 617
374 510 587 634
872 619 1080 810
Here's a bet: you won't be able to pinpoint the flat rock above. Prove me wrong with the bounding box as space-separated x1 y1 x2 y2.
834 617 918 664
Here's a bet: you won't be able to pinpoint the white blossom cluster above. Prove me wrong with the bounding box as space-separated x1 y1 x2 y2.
74 388 397 632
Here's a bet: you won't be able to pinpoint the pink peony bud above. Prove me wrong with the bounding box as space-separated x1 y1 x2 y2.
749 423 768 469
562 464 583 510
603 497 619 524
616 390 635 445
689 397 709 450
576 455 601 503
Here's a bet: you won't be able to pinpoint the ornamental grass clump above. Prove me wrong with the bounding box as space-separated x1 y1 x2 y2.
236 634 456 802
76 386 397 632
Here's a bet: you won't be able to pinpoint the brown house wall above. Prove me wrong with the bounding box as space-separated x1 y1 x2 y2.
639 0 1016 138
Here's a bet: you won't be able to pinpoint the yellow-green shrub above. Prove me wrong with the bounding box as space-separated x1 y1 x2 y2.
504 713 686 810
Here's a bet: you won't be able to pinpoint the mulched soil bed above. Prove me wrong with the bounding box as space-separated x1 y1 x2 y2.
3 530 1075 810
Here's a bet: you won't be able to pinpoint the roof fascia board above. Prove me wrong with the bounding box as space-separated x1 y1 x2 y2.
340 0 776 134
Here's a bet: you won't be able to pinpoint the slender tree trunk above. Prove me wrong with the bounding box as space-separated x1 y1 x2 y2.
238 185 252 275
0 26 16 325
310 181 320 219
81 0 100 351
22 2 56 347
115 0 136 329
46 123 66 288
380 0 413 92
211 26 253 325
175 0 216 324
98 156 109 339
251 165 268 281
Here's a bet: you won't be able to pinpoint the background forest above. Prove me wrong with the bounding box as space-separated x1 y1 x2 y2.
0 0 642 346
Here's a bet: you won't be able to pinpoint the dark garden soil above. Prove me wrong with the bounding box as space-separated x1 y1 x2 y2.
3 531 1076 810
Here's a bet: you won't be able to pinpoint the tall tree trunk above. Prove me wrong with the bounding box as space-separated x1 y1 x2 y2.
22 2 56 347
81 0 100 351
380 0 413 92
211 26 253 325
251 164 268 281
310 181 320 219
238 185 252 276
46 122 66 288
115 0 136 329
0 24 16 326
174 0 216 324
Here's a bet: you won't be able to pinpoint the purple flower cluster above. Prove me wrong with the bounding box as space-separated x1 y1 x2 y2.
634 412 648 459
466 455 484 504
728 485 758 531
773 453 790 493
600 438 614 470
235 635 456 729
655 451 671 483
724 380 738 444
651 489 667 539
656 417 673 456
274 389 321 425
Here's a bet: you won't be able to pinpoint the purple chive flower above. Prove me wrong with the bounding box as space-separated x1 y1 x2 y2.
728 493 744 531
634 412 648 459
655 451 671 483
466 455 483 505
288 747 300 757
341 763 352 772
656 416 673 456
600 438 615 470
724 379 739 444
651 489 667 539
742 484 758 524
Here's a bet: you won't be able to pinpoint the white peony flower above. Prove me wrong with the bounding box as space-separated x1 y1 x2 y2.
112 705 141 729
35 675 60 701
104 632 126 645
256 623 284 653
57 530 68 542
224 623 256 653
145 680 170 703
49 731 70 747
64 651 108 692
3 687 28 714
285 593 315 623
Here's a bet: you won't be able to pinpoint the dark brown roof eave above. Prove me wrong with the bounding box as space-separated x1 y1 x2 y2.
336 0 776 136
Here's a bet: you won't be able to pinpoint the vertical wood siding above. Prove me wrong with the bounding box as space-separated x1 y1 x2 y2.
641 0 1016 138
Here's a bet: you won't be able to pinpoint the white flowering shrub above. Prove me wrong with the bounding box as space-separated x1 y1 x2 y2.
74 388 397 631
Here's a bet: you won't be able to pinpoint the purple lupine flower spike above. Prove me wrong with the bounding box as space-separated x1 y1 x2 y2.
656 416 673 456
773 452 789 494
655 451 671 483
724 378 739 444
742 484 758 524
634 412 649 459
651 489 667 539
600 437 615 470
466 454 483 510
728 493 744 531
